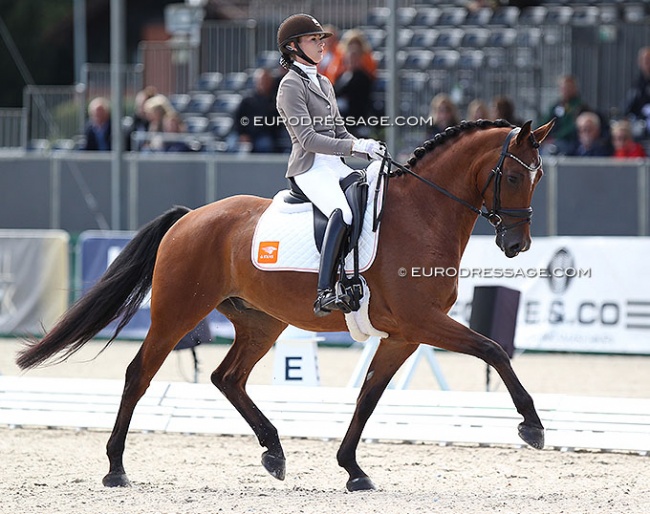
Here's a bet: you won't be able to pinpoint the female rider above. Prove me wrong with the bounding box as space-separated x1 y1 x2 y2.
275 13 382 317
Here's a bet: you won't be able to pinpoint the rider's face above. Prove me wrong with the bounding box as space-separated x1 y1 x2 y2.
293 34 325 65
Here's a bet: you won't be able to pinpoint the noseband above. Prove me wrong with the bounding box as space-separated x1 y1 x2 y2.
479 127 542 233
374 128 543 236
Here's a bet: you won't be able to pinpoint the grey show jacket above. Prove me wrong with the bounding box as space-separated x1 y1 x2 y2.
276 67 356 178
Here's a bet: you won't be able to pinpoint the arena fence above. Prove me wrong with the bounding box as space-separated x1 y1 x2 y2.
0 152 647 237
1 376 648 454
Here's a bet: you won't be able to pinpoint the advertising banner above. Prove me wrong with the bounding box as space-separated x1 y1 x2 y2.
0 230 69 335
444 236 650 354
76 232 650 353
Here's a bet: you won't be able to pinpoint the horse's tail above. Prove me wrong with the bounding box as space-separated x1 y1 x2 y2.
16 205 192 370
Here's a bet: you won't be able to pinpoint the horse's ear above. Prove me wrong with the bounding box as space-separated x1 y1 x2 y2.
515 120 533 145
532 118 556 144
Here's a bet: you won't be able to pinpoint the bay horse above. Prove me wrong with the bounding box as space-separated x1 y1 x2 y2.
17 118 554 492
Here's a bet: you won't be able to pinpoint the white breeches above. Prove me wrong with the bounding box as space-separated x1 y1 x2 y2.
293 154 354 225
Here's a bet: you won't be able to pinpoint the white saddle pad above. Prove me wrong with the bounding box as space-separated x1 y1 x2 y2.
252 161 383 273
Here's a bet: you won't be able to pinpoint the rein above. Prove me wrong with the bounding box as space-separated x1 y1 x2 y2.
373 128 542 235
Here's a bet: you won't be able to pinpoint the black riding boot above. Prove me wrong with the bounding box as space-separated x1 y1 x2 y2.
314 209 350 317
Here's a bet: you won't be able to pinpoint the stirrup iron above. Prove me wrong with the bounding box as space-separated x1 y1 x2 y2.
314 281 353 316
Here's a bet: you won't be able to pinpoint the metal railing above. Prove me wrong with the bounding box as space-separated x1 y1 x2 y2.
0 108 24 148
22 85 81 146
80 62 144 112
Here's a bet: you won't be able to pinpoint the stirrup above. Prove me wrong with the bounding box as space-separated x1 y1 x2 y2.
313 284 353 317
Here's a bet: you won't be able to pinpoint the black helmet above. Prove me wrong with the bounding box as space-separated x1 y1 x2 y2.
277 14 332 53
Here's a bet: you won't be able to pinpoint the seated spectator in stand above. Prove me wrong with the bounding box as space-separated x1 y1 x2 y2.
163 112 193 152
491 95 523 126
141 94 174 152
82 97 111 151
323 28 377 85
318 25 344 83
541 75 590 155
625 46 650 139
611 119 647 158
231 68 282 153
334 35 375 137
569 111 613 157
127 85 157 151
466 99 490 121
428 93 460 138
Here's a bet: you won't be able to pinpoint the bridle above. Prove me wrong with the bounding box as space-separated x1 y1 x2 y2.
373 127 543 235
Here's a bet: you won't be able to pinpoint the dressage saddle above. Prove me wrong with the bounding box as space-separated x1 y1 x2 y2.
285 170 369 255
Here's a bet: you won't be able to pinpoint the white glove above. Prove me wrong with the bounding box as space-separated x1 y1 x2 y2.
352 138 384 160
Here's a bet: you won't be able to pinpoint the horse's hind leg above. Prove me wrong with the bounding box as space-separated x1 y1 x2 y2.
102 327 185 487
212 299 288 480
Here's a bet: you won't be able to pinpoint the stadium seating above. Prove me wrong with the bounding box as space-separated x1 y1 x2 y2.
185 93 216 115
195 72 223 92
169 0 650 154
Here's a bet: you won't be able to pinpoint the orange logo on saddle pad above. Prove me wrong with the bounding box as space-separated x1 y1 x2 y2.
257 241 280 264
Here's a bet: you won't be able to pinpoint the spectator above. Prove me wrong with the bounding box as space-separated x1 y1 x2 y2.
466 99 490 121
611 119 647 158
625 46 650 138
334 36 375 137
231 68 283 153
318 25 344 83
491 95 522 126
542 75 589 155
82 97 111 151
162 112 193 152
322 28 377 85
141 94 174 151
569 111 613 157
428 93 460 138
127 85 158 151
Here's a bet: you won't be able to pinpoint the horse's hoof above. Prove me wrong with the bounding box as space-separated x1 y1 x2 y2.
518 423 545 450
261 451 286 481
102 472 131 487
346 476 376 492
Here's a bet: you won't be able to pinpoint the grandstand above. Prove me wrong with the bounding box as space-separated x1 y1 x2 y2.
2 0 650 156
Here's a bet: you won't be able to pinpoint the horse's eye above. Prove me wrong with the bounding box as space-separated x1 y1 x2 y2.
506 174 519 185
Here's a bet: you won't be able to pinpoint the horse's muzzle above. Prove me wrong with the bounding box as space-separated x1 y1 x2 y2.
496 231 531 258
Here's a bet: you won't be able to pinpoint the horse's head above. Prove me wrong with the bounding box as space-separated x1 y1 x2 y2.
479 119 555 258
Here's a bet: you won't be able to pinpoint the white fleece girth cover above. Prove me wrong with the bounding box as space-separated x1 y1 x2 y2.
251 161 383 273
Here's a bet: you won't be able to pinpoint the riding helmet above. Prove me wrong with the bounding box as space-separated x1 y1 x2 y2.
276 13 332 53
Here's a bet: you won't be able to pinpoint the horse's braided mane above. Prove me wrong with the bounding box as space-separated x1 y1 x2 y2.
406 118 514 169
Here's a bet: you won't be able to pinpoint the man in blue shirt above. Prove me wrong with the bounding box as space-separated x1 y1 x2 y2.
83 97 112 151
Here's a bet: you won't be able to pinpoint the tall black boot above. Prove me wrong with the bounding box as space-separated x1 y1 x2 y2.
314 209 350 317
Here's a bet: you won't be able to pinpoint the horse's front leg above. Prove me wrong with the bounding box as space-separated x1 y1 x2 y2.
337 340 417 491
422 313 544 449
